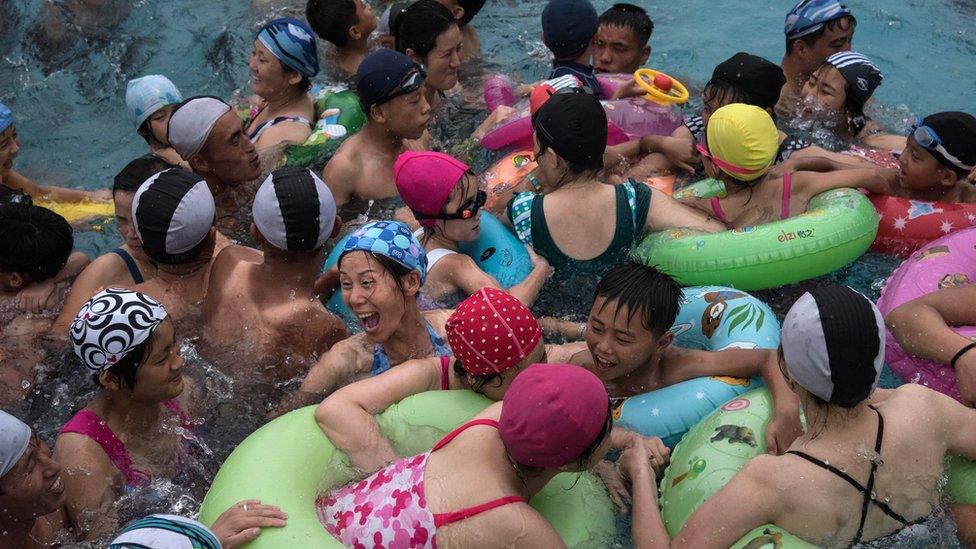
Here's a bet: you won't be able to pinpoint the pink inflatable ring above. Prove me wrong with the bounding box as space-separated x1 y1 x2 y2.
877 226 976 399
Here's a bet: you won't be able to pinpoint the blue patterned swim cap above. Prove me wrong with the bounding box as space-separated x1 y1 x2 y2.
125 75 183 129
0 102 12 134
784 0 853 40
257 18 319 78
108 514 220 549
340 220 427 283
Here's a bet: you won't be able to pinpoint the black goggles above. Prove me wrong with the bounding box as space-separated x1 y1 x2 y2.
413 189 486 221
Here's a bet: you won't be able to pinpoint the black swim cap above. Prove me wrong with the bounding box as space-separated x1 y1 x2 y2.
921 112 976 176
708 53 786 112
533 92 607 171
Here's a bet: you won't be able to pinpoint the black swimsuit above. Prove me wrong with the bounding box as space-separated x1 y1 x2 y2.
786 405 910 546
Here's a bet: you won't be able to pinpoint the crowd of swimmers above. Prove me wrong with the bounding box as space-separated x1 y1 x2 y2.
3 0 976 547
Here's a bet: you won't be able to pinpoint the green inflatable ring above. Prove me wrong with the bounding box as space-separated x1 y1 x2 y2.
633 186 879 291
661 388 976 547
198 391 615 548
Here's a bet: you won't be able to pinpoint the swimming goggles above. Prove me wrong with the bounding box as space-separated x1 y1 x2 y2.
695 142 767 177
911 116 975 171
385 65 427 103
413 189 486 221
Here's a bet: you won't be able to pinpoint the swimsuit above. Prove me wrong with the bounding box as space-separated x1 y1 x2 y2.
507 180 650 274
59 399 192 488
549 60 603 99
244 104 312 142
110 248 145 284
786 405 910 546
317 419 526 548
371 322 452 376
709 171 793 226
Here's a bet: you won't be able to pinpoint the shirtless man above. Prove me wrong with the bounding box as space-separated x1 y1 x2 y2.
167 96 264 240
130 169 225 331
778 0 856 118
202 167 348 382
323 49 430 209
0 411 67 549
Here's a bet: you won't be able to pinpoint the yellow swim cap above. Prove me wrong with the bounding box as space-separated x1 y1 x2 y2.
704 104 779 182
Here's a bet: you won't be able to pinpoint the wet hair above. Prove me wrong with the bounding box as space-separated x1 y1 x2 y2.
785 15 856 54
395 0 457 58
456 0 487 26
0 204 72 282
306 0 359 47
113 155 177 195
92 339 149 392
453 359 503 393
338 250 416 298
535 136 604 175
598 3 654 45
593 261 683 335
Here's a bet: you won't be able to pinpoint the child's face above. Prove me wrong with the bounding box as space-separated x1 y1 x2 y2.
898 135 953 191
378 89 431 140
355 0 378 35
0 125 20 173
130 319 185 403
593 24 648 74
113 191 147 258
439 174 482 242
584 296 667 383
147 105 175 146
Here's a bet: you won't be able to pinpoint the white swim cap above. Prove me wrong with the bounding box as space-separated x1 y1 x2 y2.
253 166 337 251
167 96 232 160
0 411 30 479
132 168 215 264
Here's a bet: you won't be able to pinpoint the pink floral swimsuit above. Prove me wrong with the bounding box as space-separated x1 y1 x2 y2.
316 419 526 548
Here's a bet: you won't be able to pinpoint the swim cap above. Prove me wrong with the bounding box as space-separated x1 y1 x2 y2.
500 363 609 468
132 169 215 264
824 51 882 115
355 49 426 115
394 151 469 227
919 112 976 173
167 96 233 160
533 92 607 168
446 288 542 376
784 0 853 40
125 75 183 130
253 166 337 251
705 104 778 181
0 101 13 134
707 53 786 112
340 220 427 283
108 514 220 549
781 286 884 407
0 411 30 478
69 288 168 373
542 0 598 58
257 18 319 78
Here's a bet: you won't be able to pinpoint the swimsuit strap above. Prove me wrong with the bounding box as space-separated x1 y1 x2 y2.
162 398 194 431
372 322 450 377
431 419 500 452
781 171 793 220
247 115 313 141
432 495 528 528
785 406 908 545
710 197 729 224
59 410 150 487
623 180 638 228
111 248 145 284
426 321 452 357
509 192 536 247
440 356 452 391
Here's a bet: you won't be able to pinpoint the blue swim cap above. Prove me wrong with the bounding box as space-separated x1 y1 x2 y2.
0 102 12 134
340 220 428 283
785 0 853 40
355 49 425 115
541 0 598 59
257 18 319 79
125 75 183 129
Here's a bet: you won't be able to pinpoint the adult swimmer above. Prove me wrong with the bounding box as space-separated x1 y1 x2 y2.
55 289 198 540
497 92 722 291
629 285 976 547
51 155 172 337
317 363 659 547
244 18 319 151
395 0 461 112
280 221 451 411
125 75 186 168
395 151 551 308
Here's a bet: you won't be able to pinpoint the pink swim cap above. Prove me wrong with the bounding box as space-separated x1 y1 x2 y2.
393 151 470 227
446 288 542 376
499 363 609 468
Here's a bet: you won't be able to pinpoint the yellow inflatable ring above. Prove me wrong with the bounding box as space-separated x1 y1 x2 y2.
634 68 689 105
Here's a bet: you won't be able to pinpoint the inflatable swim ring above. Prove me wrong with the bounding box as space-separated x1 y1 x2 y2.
876 226 976 400
661 388 976 547
870 194 976 258
36 199 115 225
322 212 531 319
284 89 365 168
198 391 616 548
633 183 879 291
480 73 682 151
613 285 779 447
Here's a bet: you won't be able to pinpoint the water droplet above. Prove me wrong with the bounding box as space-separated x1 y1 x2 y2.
21 379 30 390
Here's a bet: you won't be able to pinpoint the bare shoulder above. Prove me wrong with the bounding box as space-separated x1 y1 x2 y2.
423 308 453 336
55 430 115 472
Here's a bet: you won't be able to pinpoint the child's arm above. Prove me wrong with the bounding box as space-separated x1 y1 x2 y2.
794 167 898 198
5 170 110 202
774 146 880 173
17 251 90 314
646 189 725 233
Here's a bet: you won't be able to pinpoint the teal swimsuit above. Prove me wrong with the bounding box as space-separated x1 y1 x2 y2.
506 180 651 274
371 321 452 376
